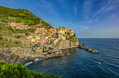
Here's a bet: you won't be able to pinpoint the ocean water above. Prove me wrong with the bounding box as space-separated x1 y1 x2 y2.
28 38 119 78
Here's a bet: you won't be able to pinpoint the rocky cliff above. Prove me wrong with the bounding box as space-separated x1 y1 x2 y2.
53 40 79 50
0 26 79 64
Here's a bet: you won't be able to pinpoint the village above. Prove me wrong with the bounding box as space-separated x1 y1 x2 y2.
7 22 76 50
26 27 75 46
8 22 40 30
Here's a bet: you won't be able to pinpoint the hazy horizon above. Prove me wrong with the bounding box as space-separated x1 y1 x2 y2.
0 0 119 38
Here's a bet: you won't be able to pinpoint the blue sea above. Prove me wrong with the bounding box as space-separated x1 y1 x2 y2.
28 38 119 78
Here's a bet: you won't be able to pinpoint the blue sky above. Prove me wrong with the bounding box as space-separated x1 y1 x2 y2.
0 0 119 38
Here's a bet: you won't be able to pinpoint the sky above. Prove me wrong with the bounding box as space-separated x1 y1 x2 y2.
0 0 119 38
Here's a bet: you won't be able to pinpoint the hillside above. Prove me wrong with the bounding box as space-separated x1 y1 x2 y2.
0 6 79 64
0 6 53 29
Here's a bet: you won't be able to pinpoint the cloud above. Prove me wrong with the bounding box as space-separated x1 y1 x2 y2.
0 0 21 8
76 26 119 38
73 0 78 15
89 0 119 21
103 1 119 12
56 0 69 9
36 0 59 16
74 7 77 15
82 0 95 20
96 14 119 26
93 27 119 38
89 0 111 21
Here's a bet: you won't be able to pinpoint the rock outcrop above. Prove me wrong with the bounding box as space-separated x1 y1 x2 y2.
0 47 64 64
78 44 99 53
53 40 79 50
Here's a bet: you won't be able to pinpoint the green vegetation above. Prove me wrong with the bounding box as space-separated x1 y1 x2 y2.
0 6 53 48
0 39 21 48
8 26 36 35
65 32 77 42
0 24 32 48
0 6 53 29
0 61 61 78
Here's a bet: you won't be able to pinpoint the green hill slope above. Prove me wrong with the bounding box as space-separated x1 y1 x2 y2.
0 6 53 29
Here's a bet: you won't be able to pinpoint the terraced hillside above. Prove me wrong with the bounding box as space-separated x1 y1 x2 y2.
0 6 52 29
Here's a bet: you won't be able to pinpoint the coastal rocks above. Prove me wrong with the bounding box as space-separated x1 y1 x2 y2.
44 50 63 58
53 39 79 50
66 53 70 55
0 47 64 64
78 44 99 53
0 51 32 64
0 48 34 64
23 50 63 66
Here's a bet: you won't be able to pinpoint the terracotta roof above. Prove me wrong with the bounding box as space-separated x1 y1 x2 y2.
29 25 39 29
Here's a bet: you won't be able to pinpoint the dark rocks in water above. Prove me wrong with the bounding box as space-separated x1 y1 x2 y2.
66 53 70 55
78 44 99 53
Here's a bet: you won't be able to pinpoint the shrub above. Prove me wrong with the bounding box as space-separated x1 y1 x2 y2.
16 35 22 39
0 36 3 40
0 61 61 78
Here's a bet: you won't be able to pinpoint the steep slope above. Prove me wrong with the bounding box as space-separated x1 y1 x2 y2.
0 6 52 29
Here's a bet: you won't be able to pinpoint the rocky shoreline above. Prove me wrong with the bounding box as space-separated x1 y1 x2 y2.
24 44 99 66
0 48 64 65
0 44 99 66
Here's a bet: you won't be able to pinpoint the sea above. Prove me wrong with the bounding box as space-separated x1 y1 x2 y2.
28 38 119 78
